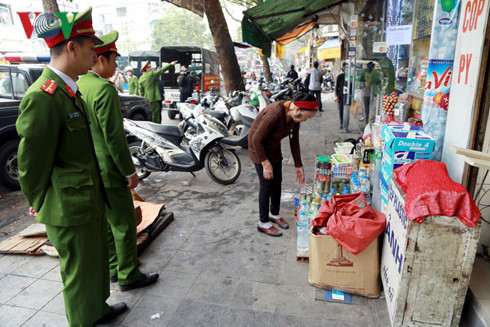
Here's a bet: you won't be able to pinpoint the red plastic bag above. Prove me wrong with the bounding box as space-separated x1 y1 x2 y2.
311 193 386 254
393 160 481 227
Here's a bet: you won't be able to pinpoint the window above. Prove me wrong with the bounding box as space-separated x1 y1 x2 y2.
116 7 126 17
0 70 12 98
12 72 28 98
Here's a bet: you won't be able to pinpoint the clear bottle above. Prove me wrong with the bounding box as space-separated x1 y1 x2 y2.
360 175 371 204
326 188 335 201
321 193 328 204
308 199 319 224
297 211 309 253
353 181 361 193
343 186 349 195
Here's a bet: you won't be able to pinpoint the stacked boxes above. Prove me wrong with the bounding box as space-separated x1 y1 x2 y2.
379 123 435 211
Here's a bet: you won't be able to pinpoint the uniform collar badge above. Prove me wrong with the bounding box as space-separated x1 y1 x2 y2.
40 80 58 95
64 85 77 98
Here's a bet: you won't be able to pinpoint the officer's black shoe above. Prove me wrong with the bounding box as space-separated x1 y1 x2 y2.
110 275 118 283
119 272 159 291
96 302 127 324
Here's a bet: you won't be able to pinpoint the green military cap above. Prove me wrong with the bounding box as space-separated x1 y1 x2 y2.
95 30 120 56
36 6 103 48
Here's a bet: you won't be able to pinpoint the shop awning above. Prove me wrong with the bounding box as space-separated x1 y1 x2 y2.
242 0 346 57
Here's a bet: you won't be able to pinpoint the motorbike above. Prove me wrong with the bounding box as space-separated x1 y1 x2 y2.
124 118 241 185
220 102 258 148
322 76 335 92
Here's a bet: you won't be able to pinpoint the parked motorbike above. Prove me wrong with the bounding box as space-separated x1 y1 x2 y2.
124 118 241 185
322 76 335 92
220 102 258 148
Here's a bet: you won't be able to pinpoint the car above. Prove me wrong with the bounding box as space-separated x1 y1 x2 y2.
0 63 152 190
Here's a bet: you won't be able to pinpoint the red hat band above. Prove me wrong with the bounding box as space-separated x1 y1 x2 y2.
95 42 117 55
293 100 319 110
45 20 96 48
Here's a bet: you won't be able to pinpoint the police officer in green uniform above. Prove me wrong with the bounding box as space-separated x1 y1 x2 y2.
78 30 159 291
139 59 177 123
16 7 127 326
125 66 139 95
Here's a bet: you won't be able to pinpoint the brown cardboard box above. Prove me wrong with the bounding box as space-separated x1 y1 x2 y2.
308 232 381 298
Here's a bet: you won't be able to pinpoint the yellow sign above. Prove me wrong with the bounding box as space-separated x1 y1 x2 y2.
318 47 341 59
275 43 284 58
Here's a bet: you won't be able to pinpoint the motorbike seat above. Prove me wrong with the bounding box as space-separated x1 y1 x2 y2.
130 120 181 138
209 111 227 122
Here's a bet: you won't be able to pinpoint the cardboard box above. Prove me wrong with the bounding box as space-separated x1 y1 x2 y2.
381 123 435 154
309 232 381 298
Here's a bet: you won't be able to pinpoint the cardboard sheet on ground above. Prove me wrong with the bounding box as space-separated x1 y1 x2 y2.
134 200 165 234
0 234 47 254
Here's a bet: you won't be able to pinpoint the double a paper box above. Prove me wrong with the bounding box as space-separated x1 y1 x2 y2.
309 232 380 298
381 123 435 154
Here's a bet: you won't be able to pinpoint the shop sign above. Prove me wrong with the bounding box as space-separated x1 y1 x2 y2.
381 179 409 324
442 0 490 182
318 47 341 59
350 15 358 29
373 42 387 53
386 25 413 46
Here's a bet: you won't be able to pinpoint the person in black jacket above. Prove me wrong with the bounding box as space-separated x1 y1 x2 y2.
287 64 298 80
177 66 196 102
334 63 346 130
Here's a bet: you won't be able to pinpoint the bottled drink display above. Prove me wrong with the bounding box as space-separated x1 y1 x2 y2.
360 175 371 204
297 211 309 253
326 188 335 201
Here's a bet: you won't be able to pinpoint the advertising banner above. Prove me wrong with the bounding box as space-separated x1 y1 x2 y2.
422 0 461 161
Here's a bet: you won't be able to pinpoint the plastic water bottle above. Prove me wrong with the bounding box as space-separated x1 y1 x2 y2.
343 186 349 195
326 188 335 201
360 175 371 204
321 193 328 205
308 199 319 223
297 211 309 253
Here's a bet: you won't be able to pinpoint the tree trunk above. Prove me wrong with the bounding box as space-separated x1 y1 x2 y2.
42 0 59 13
260 54 272 82
204 0 244 92
256 0 272 83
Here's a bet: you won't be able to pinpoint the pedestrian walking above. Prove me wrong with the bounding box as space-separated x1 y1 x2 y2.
309 61 323 111
139 60 177 123
77 30 159 294
360 61 375 123
334 63 347 130
248 94 318 237
16 7 127 326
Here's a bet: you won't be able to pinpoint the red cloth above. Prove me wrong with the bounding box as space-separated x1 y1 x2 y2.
393 160 481 227
311 193 386 254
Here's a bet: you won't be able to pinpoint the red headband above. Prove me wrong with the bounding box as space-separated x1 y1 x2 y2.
293 100 318 110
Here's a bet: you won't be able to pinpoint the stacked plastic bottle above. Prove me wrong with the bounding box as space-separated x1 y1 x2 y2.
296 210 309 253
360 175 371 204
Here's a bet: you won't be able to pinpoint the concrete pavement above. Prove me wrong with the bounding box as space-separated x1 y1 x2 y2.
0 93 390 326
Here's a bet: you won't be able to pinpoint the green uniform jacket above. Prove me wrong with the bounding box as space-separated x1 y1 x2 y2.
139 63 173 102
128 75 139 95
16 67 105 227
78 71 135 189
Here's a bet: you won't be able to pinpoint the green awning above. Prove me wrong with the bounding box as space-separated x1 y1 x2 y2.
242 0 344 57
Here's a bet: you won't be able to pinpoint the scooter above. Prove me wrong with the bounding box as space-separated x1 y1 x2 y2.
220 103 258 148
322 76 335 92
124 118 241 185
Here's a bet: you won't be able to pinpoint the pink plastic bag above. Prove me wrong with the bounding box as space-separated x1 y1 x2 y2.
393 160 481 227
311 193 386 254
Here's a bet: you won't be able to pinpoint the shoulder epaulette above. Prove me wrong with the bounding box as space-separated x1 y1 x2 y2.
40 80 58 95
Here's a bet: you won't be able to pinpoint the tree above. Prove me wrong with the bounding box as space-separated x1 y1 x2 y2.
151 7 214 50
42 0 59 13
204 0 244 92
223 0 272 82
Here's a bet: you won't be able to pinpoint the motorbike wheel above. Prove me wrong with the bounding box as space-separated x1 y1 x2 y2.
128 141 151 180
204 147 241 185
